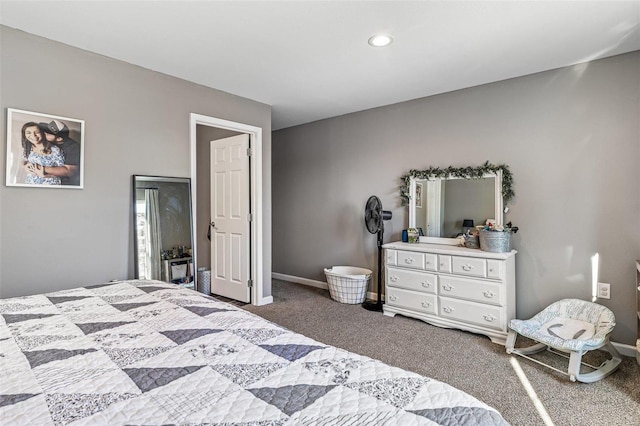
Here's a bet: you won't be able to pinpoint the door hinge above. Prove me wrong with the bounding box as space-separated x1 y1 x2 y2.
247 147 252 156
247 279 253 288
247 213 253 222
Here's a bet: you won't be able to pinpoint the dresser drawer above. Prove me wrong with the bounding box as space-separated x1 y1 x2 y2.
451 256 487 278
387 267 437 294
486 259 503 279
439 275 503 306
439 297 504 331
386 287 437 314
397 250 425 269
438 255 452 273
423 253 437 271
386 249 397 266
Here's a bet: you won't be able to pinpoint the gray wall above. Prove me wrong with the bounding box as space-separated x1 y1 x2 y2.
273 52 640 345
0 26 272 299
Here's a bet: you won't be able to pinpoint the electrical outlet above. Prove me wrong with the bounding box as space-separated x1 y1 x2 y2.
597 282 611 300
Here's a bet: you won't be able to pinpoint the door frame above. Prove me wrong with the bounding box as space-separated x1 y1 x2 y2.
190 113 269 306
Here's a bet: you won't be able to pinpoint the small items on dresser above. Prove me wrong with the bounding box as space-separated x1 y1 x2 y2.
407 228 420 243
479 230 511 252
462 220 480 249
478 222 519 253
464 234 480 249
402 227 424 243
462 219 475 235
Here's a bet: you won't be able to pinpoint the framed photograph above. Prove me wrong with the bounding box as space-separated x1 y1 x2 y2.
415 182 423 208
6 108 84 189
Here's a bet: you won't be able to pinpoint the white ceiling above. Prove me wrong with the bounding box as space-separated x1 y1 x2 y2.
1 1 639 130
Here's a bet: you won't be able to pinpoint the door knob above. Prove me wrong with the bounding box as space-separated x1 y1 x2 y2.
210 221 216 227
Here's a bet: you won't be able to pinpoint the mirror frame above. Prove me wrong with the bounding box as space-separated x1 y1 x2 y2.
401 162 514 245
132 175 195 284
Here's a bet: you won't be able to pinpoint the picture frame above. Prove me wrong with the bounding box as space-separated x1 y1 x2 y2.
415 182 423 208
5 108 84 189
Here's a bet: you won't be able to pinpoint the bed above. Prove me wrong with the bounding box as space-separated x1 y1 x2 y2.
0 280 508 425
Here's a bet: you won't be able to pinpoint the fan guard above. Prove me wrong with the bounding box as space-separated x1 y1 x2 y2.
364 196 383 234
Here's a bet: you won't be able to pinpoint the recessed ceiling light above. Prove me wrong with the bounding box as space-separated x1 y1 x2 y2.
368 34 393 47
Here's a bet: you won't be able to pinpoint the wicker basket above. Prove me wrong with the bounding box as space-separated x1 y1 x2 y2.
324 266 372 304
479 230 511 253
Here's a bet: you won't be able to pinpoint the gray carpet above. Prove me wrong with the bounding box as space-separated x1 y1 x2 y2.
243 279 640 426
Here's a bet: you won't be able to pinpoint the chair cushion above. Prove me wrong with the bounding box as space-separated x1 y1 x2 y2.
539 317 595 341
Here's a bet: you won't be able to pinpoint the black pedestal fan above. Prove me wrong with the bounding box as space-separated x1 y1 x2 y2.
362 195 392 312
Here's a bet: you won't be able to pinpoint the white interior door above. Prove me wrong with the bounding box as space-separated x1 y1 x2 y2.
210 134 251 302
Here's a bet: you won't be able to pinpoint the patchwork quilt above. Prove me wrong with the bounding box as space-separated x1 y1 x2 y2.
0 280 509 425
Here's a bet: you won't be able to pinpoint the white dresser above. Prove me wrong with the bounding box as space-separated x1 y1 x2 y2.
382 242 516 345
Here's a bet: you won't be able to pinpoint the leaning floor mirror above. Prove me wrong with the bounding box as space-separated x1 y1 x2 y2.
133 175 195 290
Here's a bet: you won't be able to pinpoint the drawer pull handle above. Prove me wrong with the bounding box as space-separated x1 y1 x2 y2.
483 314 497 322
421 301 431 308
442 284 454 291
461 264 474 271
483 290 495 298
404 258 414 264
426 261 430 265
443 306 454 314
390 275 399 282
390 295 398 302
421 281 430 288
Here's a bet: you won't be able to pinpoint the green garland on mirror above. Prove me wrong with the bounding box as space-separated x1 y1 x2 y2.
400 161 514 205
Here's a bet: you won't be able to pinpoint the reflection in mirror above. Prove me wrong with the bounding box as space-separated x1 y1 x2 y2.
133 176 195 289
409 173 502 240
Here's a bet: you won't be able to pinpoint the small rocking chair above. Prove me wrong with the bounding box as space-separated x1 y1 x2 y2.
506 298 621 383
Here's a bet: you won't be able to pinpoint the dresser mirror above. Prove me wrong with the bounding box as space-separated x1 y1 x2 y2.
402 162 514 245
133 175 195 288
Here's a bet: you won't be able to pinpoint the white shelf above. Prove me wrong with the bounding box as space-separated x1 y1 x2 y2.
636 260 639 365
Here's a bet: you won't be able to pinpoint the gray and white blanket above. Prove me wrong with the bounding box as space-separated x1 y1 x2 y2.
0 280 508 425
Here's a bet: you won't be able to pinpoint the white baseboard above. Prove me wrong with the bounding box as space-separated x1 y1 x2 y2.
272 272 328 289
272 272 383 302
256 296 273 306
612 341 637 358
